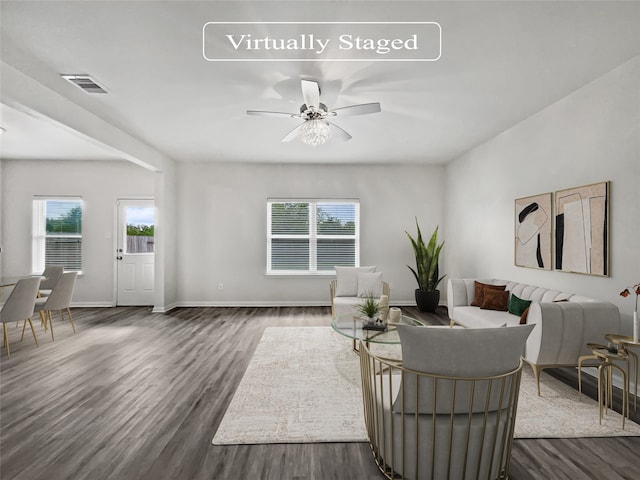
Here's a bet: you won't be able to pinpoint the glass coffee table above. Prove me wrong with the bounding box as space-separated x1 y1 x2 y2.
331 313 426 353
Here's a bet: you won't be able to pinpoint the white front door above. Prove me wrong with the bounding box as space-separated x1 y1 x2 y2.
116 199 155 306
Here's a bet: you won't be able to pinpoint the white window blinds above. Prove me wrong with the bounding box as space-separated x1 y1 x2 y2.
267 200 359 274
32 197 83 273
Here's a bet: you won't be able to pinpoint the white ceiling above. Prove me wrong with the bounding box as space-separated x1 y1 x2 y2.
0 103 125 162
1 1 639 166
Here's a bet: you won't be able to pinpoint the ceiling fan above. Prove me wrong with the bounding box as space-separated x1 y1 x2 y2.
247 79 381 146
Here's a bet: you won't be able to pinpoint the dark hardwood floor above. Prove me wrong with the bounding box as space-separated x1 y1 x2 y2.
1 306 638 480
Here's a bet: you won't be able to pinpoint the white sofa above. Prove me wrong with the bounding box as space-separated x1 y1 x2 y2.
447 278 621 394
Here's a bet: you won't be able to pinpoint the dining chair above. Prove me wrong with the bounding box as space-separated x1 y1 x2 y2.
33 272 77 342
37 265 64 297
1 277 41 358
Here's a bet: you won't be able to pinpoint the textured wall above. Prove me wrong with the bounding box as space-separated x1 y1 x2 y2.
445 56 640 337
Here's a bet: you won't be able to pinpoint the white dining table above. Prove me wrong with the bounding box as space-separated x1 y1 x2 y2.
0 275 46 304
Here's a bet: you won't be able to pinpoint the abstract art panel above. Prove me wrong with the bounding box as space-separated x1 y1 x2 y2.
515 193 552 269
555 181 609 276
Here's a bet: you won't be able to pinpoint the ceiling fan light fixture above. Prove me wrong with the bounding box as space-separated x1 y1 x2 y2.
247 79 380 145
298 119 331 147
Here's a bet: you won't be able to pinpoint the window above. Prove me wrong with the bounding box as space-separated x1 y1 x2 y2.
125 206 155 254
32 197 83 273
267 199 359 275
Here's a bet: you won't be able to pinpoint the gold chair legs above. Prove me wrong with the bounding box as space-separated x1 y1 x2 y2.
4 316 40 359
45 311 54 342
37 308 76 342
530 364 543 396
3 323 10 359
64 307 76 333
20 318 39 347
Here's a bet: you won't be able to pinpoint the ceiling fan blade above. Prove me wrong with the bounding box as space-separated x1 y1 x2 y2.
281 122 306 142
301 80 320 109
328 122 352 142
330 102 381 116
247 110 299 118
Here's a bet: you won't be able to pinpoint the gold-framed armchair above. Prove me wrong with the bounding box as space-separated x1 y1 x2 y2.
329 279 391 318
360 324 534 480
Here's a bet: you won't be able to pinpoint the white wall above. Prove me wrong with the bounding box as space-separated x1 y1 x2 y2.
6 59 636 314
0 159 3 274
153 166 179 312
176 162 445 306
445 56 640 336
0 159 155 306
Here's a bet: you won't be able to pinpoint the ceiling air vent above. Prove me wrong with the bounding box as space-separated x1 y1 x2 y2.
61 74 107 94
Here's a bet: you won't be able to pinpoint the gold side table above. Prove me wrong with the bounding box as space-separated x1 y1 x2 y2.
591 346 629 429
578 342 608 400
605 333 639 414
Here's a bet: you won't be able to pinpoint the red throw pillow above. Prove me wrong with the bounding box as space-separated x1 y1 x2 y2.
519 306 530 324
481 289 510 311
471 281 507 307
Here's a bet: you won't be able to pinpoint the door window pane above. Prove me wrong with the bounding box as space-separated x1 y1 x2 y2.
125 206 155 254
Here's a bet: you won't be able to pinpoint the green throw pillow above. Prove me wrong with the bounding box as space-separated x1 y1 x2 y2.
508 293 532 317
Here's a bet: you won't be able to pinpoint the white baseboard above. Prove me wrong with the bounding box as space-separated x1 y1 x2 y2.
70 301 113 308
152 302 179 314
71 300 420 311
170 300 420 308
171 300 331 308
391 301 420 306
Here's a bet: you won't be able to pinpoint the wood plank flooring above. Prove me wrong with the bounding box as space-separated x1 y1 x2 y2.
1 306 638 480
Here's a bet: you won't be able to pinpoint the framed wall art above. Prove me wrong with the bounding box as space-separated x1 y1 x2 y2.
555 181 609 276
514 193 552 269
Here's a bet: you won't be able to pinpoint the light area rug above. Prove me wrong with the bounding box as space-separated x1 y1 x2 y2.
212 327 640 445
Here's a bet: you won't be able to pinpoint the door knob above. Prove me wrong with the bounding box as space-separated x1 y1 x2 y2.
116 256 123 260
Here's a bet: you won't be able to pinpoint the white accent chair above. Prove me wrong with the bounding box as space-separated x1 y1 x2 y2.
34 271 77 342
329 266 390 318
1 277 41 358
360 323 534 480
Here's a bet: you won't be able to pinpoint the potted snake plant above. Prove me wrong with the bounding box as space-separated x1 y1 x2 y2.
406 219 445 312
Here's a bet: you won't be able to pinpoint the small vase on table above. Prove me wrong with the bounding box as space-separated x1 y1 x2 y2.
619 283 639 343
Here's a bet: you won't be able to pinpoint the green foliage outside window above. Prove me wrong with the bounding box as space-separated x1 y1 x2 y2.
317 209 355 235
271 203 309 234
46 206 82 234
127 224 155 236
271 202 355 235
268 200 358 273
